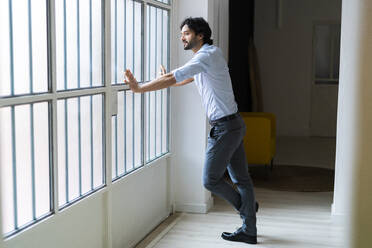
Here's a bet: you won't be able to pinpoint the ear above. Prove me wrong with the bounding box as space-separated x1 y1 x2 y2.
197 33 204 41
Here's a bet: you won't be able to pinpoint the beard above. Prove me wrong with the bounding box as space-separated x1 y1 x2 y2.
183 38 197 50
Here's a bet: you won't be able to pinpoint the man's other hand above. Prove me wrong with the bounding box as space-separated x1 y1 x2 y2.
159 64 166 77
124 69 141 93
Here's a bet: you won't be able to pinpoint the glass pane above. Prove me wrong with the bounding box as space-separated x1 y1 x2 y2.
134 2 142 80
112 116 118 179
150 6 156 80
57 94 104 207
146 7 169 162
162 10 169 71
112 91 143 180
156 91 162 157
148 92 156 160
0 102 50 235
0 0 48 97
56 0 103 91
111 0 142 84
162 89 169 154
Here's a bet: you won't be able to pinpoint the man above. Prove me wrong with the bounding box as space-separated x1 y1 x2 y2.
124 17 258 244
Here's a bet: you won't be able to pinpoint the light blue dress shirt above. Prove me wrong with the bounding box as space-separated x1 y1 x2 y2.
172 44 238 121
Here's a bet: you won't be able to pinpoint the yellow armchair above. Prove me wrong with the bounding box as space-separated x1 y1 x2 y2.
240 112 276 169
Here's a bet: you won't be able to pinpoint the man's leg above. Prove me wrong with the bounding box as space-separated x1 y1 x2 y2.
203 128 243 212
227 140 257 236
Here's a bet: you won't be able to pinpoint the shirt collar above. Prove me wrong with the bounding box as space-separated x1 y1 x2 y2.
195 43 210 55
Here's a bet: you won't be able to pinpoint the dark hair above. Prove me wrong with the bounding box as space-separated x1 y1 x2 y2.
180 17 213 45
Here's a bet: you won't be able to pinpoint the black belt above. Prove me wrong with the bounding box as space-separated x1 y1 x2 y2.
209 112 239 125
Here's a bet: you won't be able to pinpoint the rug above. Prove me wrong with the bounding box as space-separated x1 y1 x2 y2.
249 165 335 192
225 165 335 192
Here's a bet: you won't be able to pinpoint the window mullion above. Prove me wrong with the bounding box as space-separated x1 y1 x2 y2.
154 8 157 158
141 2 146 167
104 0 113 187
132 1 135 170
103 0 113 247
48 0 60 215
167 7 171 153
142 3 148 165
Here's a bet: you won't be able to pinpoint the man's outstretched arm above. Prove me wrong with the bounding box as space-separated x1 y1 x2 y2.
124 69 177 93
124 65 194 92
172 77 194 87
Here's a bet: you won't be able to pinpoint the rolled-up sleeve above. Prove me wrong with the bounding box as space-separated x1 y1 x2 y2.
172 52 209 82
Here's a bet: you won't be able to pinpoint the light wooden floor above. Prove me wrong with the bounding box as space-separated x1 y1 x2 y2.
136 188 346 248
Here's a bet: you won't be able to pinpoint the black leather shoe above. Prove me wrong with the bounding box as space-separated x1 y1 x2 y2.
221 228 257 244
223 202 259 236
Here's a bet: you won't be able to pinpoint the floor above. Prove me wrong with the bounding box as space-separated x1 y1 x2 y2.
136 136 343 248
136 188 345 248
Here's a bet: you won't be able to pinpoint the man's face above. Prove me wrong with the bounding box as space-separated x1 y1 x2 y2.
180 25 200 50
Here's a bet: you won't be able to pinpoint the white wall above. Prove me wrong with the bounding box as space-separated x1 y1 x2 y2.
333 0 372 247
209 0 229 60
170 0 211 214
170 0 229 214
254 0 341 136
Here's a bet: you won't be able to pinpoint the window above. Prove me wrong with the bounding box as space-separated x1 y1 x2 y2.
146 5 169 162
54 0 105 209
0 103 51 235
0 0 48 97
57 94 104 207
55 0 104 90
110 1 170 180
111 0 143 180
313 23 341 85
1 0 171 237
0 0 53 236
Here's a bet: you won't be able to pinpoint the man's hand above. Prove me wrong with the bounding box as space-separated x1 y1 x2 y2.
159 65 166 77
125 66 177 93
124 69 142 93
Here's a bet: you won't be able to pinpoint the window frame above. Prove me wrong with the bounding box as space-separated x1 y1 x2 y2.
0 0 172 238
312 20 341 85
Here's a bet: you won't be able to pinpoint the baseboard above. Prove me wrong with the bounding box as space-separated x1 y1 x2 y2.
137 213 185 248
206 195 214 212
176 197 214 214
129 211 170 248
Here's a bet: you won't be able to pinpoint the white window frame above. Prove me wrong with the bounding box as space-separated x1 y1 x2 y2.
0 0 172 239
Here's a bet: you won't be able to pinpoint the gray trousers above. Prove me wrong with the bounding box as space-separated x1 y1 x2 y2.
203 115 257 236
